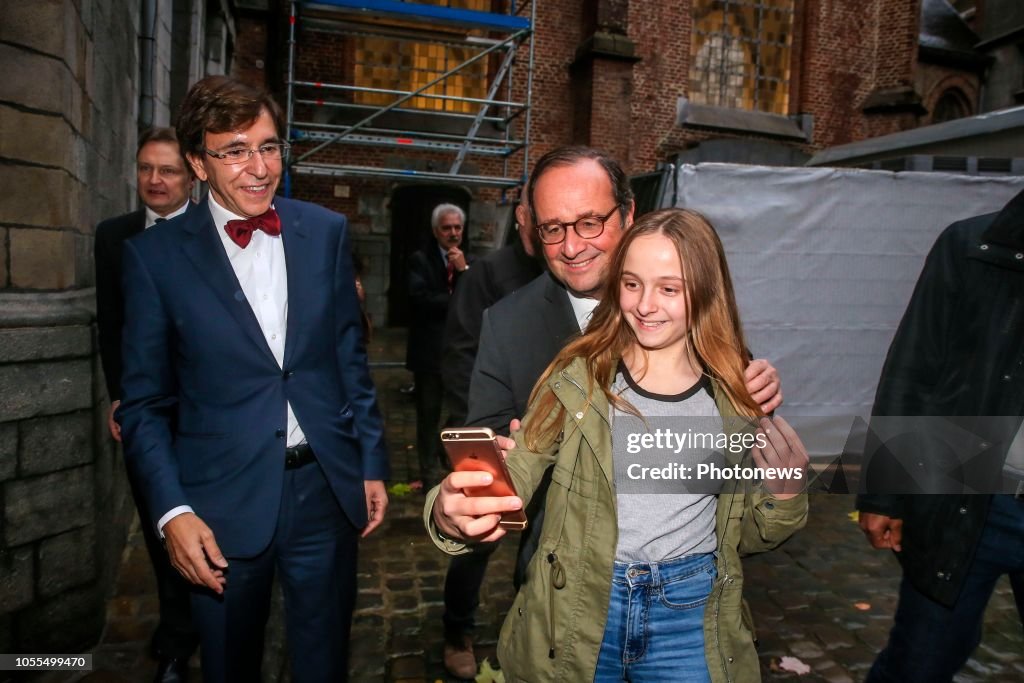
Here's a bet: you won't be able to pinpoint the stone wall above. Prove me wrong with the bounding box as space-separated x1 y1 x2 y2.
0 0 142 656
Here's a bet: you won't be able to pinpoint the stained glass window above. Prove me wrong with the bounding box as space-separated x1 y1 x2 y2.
352 0 491 113
690 0 795 115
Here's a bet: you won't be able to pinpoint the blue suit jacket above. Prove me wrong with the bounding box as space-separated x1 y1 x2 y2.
119 196 389 558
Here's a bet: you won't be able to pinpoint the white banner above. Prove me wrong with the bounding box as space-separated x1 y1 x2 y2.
674 163 1024 456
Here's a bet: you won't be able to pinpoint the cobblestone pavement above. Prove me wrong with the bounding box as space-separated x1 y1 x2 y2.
52 329 1022 682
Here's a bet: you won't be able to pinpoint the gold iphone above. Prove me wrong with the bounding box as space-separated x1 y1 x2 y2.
440 427 528 531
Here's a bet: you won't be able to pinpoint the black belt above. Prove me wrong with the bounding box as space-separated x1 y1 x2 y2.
285 443 316 470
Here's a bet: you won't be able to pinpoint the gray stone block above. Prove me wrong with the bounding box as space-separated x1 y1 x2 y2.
0 359 92 423
4 466 95 546
19 411 93 476
0 423 15 481
0 44 83 130
0 166 84 230
0 326 92 363
9 227 79 288
15 584 102 653
37 526 97 598
0 1 65 62
0 291 95 328
0 105 75 172
0 546 34 613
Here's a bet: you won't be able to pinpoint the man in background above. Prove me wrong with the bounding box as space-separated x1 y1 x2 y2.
94 126 197 683
406 203 472 488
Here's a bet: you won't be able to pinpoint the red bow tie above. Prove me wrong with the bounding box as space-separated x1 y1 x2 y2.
224 208 281 248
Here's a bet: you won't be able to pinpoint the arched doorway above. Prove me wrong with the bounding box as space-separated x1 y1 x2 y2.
387 184 471 327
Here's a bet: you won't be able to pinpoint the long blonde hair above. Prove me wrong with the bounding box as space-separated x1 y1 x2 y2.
524 208 762 450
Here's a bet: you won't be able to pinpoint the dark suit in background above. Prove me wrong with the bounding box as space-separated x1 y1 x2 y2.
406 244 471 485
96 209 144 402
442 239 543 423
94 206 199 663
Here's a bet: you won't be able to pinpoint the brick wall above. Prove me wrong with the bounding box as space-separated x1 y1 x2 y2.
800 0 922 148
916 62 982 124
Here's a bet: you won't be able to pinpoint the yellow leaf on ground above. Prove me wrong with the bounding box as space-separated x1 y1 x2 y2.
387 482 413 497
476 657 505 683
848 510 860 522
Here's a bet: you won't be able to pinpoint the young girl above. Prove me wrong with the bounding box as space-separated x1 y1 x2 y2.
429 208 808 682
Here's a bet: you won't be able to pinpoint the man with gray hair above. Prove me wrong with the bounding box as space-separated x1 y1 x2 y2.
406 203 473 487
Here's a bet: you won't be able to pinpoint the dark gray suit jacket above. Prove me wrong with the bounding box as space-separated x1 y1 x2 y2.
95 209 146 400
466 271 581 435
443 240 543 423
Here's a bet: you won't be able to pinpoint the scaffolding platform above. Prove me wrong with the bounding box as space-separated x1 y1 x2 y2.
285 0 535 192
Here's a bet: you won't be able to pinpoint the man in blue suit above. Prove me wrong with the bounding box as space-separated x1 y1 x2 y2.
119 75 389 682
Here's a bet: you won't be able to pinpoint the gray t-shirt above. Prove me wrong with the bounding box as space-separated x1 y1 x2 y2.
612 365 719 563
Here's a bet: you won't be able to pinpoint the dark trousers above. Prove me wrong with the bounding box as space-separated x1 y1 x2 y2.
127 466 198 659
867 494 1024 683
414 371 445 486
191 461 358 683
443 543 500 642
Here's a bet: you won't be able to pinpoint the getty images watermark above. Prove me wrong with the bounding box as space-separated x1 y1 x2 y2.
613 414 1024 495
623 427 803 483
612 416 806 495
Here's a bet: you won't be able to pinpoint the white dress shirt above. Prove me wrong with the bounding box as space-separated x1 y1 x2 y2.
144 200 190 229
159 194 305 533
567 289 600 332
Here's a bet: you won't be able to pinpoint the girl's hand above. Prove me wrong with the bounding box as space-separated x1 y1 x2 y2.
751 416 809 499
432 471 523 543
745 359 782 413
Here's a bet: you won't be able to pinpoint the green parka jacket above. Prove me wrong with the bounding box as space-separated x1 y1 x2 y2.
426 357 808 682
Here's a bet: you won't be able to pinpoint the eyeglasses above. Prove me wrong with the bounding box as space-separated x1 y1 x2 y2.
535 206 620 245
202 142 291 165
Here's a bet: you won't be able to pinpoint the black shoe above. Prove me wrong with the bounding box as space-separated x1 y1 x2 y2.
154 656 190 683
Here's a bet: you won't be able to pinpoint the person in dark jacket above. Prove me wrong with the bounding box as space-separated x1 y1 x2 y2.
856 188 1024 682
94 126 198 683
406 203 472 488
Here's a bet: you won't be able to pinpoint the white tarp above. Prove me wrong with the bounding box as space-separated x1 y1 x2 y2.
673 163 1024 456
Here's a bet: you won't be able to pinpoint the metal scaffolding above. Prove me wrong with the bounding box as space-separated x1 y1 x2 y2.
284 0 536 195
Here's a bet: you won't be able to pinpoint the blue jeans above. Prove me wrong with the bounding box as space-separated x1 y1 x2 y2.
867 494 1024 683
595 553 716 682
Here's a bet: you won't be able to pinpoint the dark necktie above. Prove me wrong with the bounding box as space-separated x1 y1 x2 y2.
224 207 281 248
446 259 455 294
154 217 166 223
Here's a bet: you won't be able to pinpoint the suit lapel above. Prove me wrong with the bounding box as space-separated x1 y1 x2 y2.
542 273 582 350
279 199 310 369
180 198 278 365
